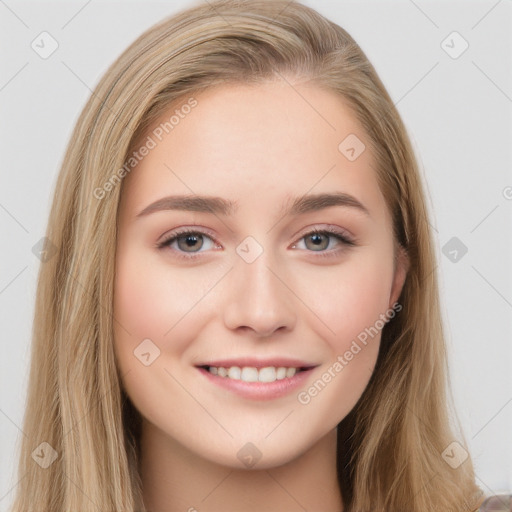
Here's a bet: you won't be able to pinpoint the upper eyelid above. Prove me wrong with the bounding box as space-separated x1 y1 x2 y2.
158 226 218 245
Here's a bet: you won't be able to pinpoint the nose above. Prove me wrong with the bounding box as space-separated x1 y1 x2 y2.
222 248 297 338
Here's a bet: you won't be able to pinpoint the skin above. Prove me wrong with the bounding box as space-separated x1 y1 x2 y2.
113 79 409 512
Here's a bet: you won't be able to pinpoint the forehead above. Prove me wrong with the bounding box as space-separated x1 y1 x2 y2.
120 81 389 227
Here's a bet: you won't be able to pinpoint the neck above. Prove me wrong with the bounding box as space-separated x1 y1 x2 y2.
140 420 344 512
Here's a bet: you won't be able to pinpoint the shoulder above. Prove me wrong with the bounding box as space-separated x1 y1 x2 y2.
476 493 511 511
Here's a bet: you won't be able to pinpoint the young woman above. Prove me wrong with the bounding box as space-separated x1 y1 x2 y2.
11 1 487 510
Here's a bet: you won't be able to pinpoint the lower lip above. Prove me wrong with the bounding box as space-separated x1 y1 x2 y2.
196 367 316 401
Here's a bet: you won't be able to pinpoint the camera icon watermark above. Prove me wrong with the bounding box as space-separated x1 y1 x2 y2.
236 236 263 264
134 338 161 366
236 442 262 468
31 31 59 59
338 133 366 162
32 236 58 263
441 31 469 60
31 442 58 469
442 236 468 263
441 441 468 469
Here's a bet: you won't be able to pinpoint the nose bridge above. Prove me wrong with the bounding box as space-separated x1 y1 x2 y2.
222 239 296 336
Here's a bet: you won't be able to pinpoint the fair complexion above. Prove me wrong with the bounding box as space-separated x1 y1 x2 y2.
113 80 408 512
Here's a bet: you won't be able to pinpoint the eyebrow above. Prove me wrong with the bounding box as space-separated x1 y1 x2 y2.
135 192 370 219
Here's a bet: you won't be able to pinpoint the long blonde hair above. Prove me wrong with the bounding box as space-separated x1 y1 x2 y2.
11 1 484 510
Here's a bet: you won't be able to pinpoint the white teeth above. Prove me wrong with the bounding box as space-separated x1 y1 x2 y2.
241 367 258 382
227 367 241 379
207 365 300 382
276 367 287 379
286 367 297 378
258 367 276 383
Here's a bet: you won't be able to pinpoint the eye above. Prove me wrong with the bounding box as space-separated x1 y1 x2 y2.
157 226 356 260
291 227 355 255
157 228 219 257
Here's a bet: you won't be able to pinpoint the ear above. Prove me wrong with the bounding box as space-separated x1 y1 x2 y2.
389 244 409 309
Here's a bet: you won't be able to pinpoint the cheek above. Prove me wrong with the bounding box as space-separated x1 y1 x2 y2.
113 247 226 364
297 250 393 355
113 248 188 362
291 253 394 423
112 248 210 426
114 254 170 340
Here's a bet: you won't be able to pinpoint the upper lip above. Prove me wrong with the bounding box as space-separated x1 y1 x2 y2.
195 357 319 370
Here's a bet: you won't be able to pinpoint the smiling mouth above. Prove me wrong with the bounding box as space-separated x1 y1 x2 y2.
197 365 314 383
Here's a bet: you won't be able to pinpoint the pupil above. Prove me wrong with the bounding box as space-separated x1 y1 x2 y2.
180 234 202 251
308 233 327 250
186 235 197 246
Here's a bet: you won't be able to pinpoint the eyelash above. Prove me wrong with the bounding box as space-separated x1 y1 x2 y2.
156 226 356 261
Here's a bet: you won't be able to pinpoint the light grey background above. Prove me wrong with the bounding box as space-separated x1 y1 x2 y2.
1 0 511 509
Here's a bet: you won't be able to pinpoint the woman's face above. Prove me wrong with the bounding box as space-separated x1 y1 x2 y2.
113 81 408 468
